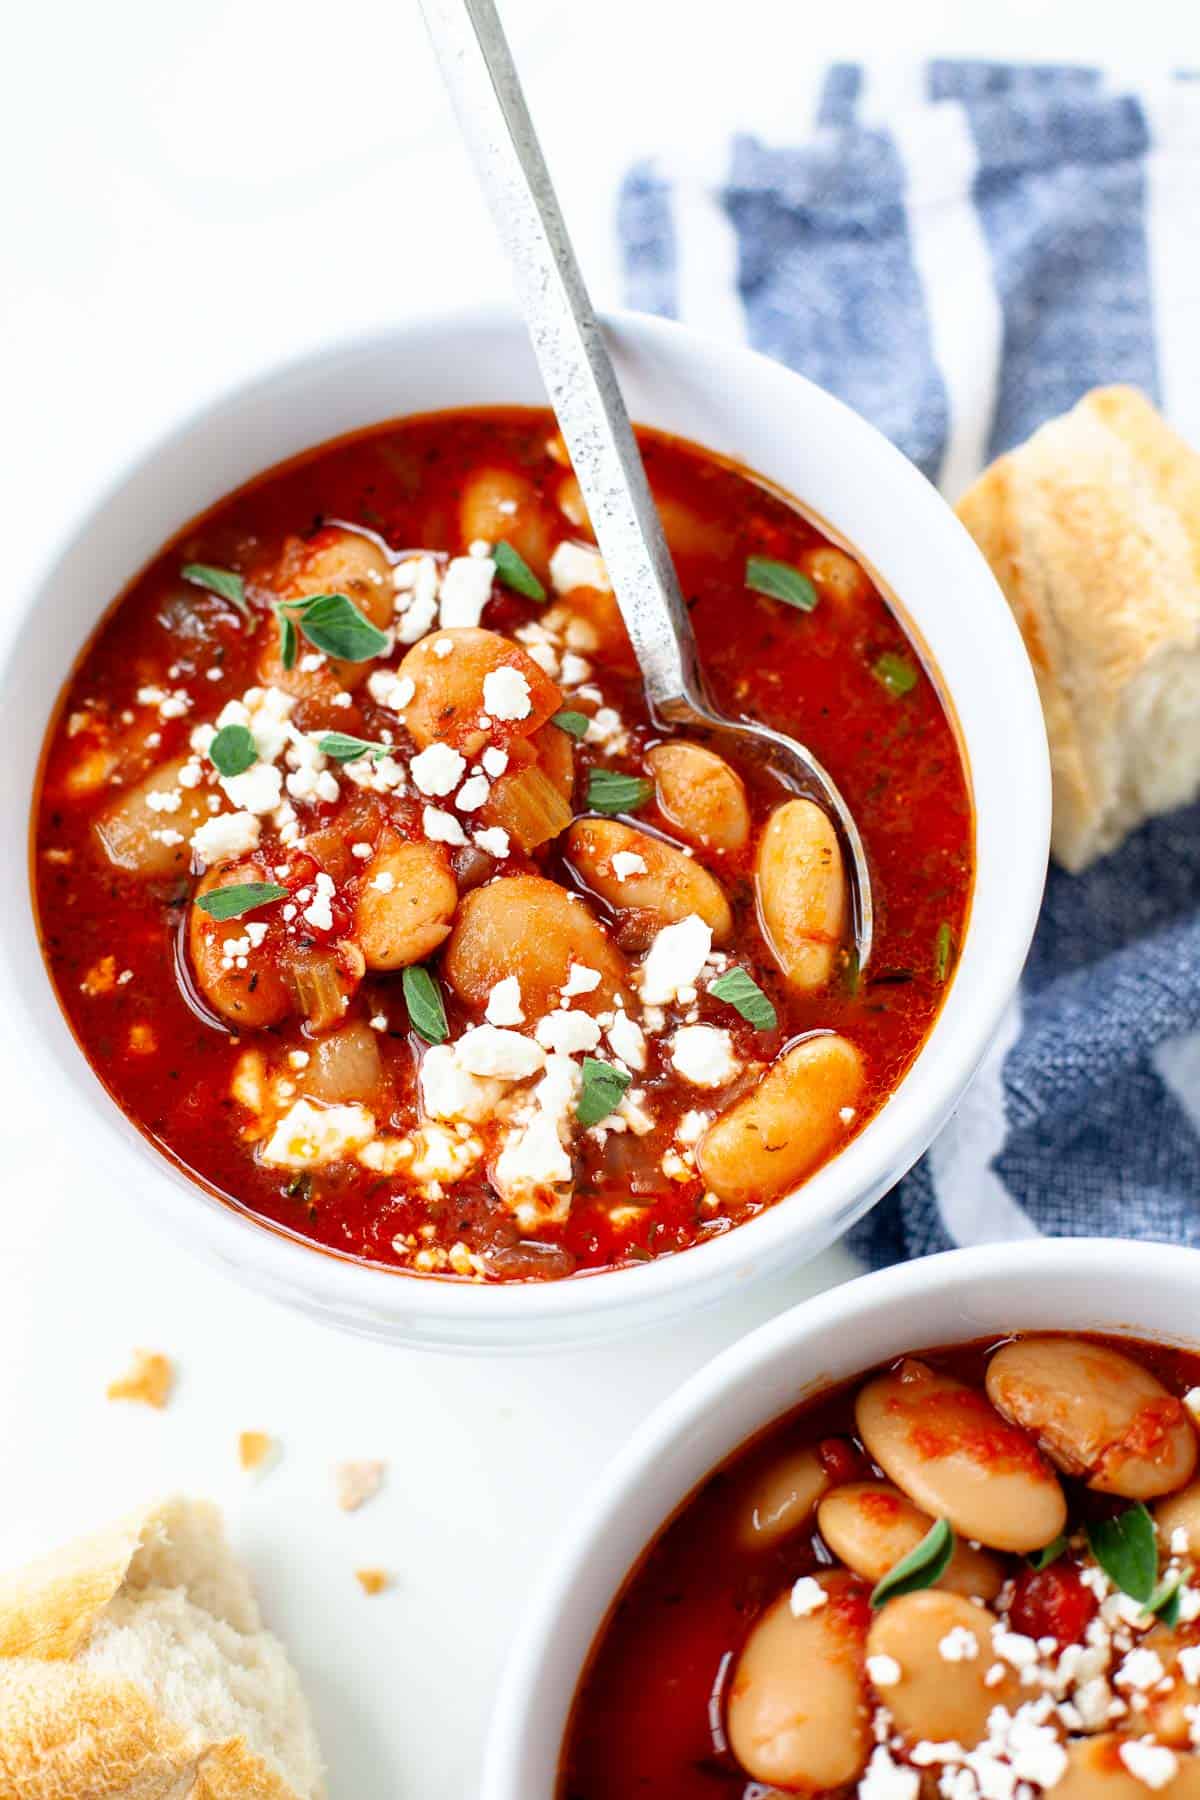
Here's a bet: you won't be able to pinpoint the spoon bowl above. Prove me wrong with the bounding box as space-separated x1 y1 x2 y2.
418 0 874 967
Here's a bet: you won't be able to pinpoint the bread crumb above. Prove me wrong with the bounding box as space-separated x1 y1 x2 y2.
107 1350 173 1409
238 1431 275 1474
355 1567 390 1596
334 1459 385 1511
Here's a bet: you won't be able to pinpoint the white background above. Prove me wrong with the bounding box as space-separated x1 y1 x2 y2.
3 3 1199 1794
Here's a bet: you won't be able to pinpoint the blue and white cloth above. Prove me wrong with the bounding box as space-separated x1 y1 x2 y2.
616 62 1200 1264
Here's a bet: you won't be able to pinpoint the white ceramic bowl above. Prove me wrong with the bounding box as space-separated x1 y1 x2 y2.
482 1238 1200 1795
1 308 1048 1351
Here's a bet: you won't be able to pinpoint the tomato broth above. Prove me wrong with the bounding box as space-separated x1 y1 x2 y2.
33 409 972 1282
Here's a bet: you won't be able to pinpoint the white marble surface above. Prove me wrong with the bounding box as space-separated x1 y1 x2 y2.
2 2 1196 1793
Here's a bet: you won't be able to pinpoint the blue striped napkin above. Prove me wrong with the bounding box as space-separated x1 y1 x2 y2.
616 62 1200 1263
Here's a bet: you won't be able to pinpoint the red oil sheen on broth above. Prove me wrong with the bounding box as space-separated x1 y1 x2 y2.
33 409 972 1279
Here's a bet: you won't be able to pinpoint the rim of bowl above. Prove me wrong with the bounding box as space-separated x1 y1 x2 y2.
7 305 1049 1340
481 1236 1200 1794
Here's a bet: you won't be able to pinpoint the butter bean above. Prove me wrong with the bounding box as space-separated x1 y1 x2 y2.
646 743 750 853
565 819 733 942
443 875 628 1018
986 1337 1197 1500
726 1573 870 1791
855 1359 1066 1553
755 800 846 993
867 1591 1017 1748
735 1446 835 1550
817 1482 1005 1601
696 1034 862 1207
1156 1480 1200 1556
354 832 457 970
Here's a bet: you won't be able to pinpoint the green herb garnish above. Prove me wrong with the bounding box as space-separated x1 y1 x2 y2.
182 563 250 620
274 592 390 665
195 882 288 922
403 964 448 1045
934 921 954 984
586 769 653 815
1087 1504 1158 1604
873 652 919 697
552 710 590 740
577 1058 633 1128
870 1518 955 1609
279 612 298 671
1028 1534 1068 1571
745 555 819 612
1149 1567 1188 1627
494 540 546 602
709 967 777 1031
209 723 257 778
316 732 393 764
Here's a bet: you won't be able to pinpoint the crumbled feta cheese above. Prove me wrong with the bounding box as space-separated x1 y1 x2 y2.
474 825 511 858
561 963 602 999
438 555 496 628
302 871 336 932
607 1010 646 1071
1179 1646 1200 1688
493 1055 581 1223
424 806 468 846
261 1099 375 1168
407 1123 484 1184
419 1045 507 1123
866 1654 902 1688
549 540 611 594
454 1024 545 1081
485 977 525 1027
1118 1739 1179 1789
298 651 325 674
371 870 396 893
789 1577 827 1618
1184 1387 1200 1423
639 915 713 1007
177 759 204 789
669 1024 737 1088
482 666 533 721
481 746 509 778
244 920 268 948
145 788 182 814
1117 1649 1166 1692
351 841 373 859
456 773 490 811
395 556 440 642
536 1012 602 1056
858 1747 919 1800
368 669 416 712
939 1626 980 1663
610 850 647 881
222 762 283 815
559 650 592 687
584 707 630 752
411 742 467 797
191 811 261 867
676 1109 709 1146
1172 1527 1191 1557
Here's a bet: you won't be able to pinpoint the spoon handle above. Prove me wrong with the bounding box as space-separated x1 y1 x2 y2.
418 0 706 722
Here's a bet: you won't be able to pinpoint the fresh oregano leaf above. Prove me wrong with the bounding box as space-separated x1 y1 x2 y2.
586 768 653 815
279 611 298 671
1149 1568 1188 1628
317 732 391 764
552 710 590 740
182 563 250 620
1028 1534 1068 1572
494 540 546 602
709 967 778 1031
209 723 257 778
576 1058 632 1128
403 964 448 1045
1087 1503 1158 1604
870 1517 955 1609
195 882 287 922
277 592 389 663
745 555 819 612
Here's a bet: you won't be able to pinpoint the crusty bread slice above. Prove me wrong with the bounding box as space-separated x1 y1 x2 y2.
0 1497 324 1800
956 386 1200 871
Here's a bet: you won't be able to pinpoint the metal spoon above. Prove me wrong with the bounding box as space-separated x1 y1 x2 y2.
418 0 873 969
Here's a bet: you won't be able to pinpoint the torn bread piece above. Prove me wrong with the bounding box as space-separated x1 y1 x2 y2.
957 386 1200 871
0 1495 324 1799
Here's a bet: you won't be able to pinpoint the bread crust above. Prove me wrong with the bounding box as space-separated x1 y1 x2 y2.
0 1501 318 1800
956 387 1200 871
